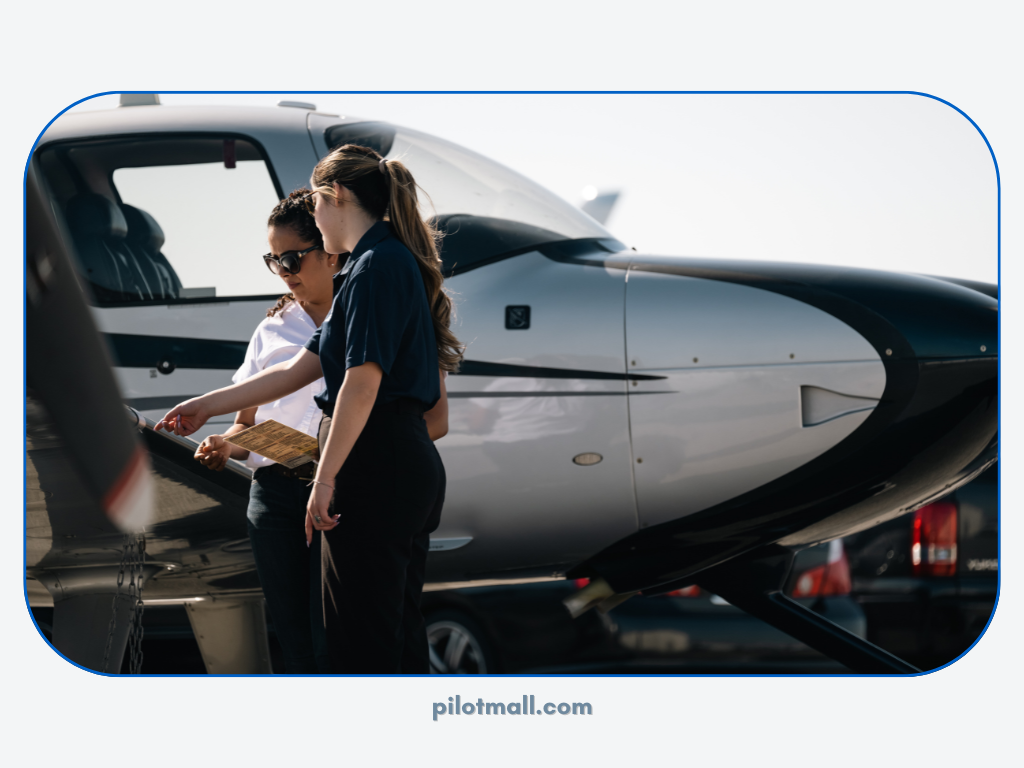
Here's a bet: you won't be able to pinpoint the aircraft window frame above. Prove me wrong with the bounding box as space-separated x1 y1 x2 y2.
36 132 288 309
323 121 616 244
323 121 626 277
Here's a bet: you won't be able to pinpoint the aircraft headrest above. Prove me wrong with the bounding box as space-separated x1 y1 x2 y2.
66 194 128 239
121 204 165 251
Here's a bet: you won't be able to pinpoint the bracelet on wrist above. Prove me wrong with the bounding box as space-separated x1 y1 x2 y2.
308 478 335 491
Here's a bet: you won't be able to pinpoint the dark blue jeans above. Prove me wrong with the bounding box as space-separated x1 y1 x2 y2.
247 471 331 674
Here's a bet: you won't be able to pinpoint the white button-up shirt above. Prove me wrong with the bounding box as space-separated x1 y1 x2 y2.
232 300 325 470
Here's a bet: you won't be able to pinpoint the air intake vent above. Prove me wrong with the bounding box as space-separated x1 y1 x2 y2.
801 386 879 427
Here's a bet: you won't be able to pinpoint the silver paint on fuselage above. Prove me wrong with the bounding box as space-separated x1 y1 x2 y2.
431 251 637 581
623 266 885 528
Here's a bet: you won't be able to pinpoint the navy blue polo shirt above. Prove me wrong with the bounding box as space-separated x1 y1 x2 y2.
304 221 440 415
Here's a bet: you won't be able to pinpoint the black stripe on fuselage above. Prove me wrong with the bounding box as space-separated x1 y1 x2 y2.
102 333 664 382
105 333 249 370
127 392 674 408
454 360 665 381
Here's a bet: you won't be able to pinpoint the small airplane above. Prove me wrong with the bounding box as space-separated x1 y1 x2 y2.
26 96 996 674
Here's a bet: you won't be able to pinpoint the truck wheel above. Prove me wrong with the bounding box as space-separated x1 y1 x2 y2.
426 610 495 674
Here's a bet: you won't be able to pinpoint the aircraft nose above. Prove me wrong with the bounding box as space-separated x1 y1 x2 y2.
769 270 998 547
822 272 997 477
569 261 997 596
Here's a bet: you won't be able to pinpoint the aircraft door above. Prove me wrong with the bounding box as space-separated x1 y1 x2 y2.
427 252 638 582
35 132 321 439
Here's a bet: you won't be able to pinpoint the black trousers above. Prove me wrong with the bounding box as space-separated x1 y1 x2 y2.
317 400 445 674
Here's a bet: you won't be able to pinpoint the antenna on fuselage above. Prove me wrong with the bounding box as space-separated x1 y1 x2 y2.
119 93 161 107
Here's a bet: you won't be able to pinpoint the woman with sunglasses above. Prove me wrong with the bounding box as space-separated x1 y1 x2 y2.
191 189 338 674
158 149 461 673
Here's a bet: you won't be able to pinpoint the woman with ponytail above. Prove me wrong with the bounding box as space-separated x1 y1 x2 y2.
157 146 462 673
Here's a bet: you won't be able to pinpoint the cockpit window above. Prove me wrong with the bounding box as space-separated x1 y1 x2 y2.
326 122 622 275
37 136 283 305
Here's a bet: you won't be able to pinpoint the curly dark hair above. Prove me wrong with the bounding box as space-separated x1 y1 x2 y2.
266 188 325 318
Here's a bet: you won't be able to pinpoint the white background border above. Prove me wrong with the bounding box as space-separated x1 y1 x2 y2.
5 2 1019 764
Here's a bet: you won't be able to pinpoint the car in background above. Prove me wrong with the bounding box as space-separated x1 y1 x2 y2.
423 539 866 674
843 465 998 671
30 539 864 674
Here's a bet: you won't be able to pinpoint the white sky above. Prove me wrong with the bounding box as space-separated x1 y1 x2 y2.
69 92 997 284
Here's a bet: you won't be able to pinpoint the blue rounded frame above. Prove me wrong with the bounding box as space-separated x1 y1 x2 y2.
22 90 1001 678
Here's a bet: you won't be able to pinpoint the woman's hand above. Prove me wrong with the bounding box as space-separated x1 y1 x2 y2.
305 481 341 546
194 434 232 471
155 398 210 436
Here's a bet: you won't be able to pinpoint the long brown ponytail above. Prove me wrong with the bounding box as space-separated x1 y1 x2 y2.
311 145 464 372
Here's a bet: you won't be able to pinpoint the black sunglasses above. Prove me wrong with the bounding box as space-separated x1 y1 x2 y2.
263 245 320 275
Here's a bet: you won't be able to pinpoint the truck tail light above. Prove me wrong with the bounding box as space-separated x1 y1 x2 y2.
790 539 852 597
664 585 702 597
912 500 958 576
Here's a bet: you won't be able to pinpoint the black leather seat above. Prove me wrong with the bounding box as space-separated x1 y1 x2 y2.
65 194 155 302
122 204 182 300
